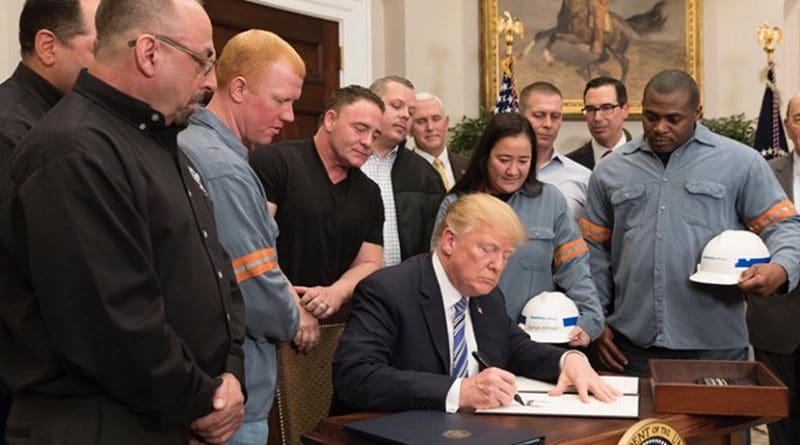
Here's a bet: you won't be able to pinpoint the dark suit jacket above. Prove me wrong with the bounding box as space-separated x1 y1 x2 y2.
393 143 446 260
448 150 469 183
566 129 632 170
331 254 564 414
747 154 800 354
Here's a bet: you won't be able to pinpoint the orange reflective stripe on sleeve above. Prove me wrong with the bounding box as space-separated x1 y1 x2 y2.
746 199 796 234
232 247 278 283
552 238 589 267
579 218 611 243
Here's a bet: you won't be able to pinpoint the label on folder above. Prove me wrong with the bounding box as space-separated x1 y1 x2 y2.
344 410 544 445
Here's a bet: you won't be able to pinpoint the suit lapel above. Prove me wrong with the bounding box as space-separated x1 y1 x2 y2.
419 254 450 372
776 157 793 202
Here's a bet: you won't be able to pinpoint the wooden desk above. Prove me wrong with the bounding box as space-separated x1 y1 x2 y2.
302 379 776 445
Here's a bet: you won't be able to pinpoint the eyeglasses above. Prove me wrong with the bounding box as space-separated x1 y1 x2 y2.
581 103 622 117
127 34 216 76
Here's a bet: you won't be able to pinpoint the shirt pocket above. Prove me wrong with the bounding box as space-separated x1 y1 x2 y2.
610 185 646 231
517 226 555 270
682 180 727 230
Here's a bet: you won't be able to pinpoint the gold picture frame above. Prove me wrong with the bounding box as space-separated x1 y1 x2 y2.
480 0 702 118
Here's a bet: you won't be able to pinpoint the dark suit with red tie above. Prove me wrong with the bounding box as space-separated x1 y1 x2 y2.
331 253 564 414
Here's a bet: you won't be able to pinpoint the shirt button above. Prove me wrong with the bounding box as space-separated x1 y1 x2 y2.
217 271 223 279
187 190 193 198
660 205 667 211
151 113 159 122
138 123 146 131
662 177 668 182
202 229 208 238
226 313 231 322
656 234 663 240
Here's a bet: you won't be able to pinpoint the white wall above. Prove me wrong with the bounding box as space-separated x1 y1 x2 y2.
1 0 25 80
2 0 798 152
371 0 800 152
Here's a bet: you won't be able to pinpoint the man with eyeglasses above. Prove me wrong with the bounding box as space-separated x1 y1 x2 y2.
747 92 800 445
567 77 632 170
519 81 591 221
581 70 800 380
0 0 247 443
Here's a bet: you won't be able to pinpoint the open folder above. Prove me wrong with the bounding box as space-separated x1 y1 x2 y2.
476 375 640 418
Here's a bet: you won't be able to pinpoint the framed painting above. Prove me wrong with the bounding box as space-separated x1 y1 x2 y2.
480 0 702 118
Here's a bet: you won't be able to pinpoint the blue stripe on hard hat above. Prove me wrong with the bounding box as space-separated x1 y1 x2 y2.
562 316 578 327
734 256 771 268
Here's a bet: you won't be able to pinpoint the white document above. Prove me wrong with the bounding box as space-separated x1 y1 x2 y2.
515 375 639 395
476 375 640 418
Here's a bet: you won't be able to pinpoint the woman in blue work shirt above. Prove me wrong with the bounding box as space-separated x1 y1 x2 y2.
435 112 604 347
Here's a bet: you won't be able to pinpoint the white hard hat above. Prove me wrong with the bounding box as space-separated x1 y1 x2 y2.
518 291 579 343
689 230 771 285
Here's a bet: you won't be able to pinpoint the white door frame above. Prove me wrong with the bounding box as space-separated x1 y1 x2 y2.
245 0 372 86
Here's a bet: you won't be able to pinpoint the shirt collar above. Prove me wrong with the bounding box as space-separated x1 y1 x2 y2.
415 146 449 164
187 105 248 161
622 122 714 156
432 251 465 308
591 132 627 157
537 148 564 170
13 62 63 108
368 144 400 162
74 70 171 133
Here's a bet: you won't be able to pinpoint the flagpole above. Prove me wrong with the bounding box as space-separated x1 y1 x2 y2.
753 22 788 159
494 11 524 114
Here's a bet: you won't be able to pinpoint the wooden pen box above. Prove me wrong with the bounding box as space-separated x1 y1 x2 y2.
649 359 788 417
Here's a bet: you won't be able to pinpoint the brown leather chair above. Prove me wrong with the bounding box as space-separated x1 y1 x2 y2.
268 323 345 445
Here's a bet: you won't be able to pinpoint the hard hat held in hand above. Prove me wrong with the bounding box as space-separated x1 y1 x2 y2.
689 230 771 285
518 291 579 343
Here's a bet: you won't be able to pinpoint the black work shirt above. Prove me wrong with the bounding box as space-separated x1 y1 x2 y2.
0 62 63 168
250 139 383 291
0 71 245 425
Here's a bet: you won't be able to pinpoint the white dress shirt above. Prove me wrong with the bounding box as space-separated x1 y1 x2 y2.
361 147 402 267
591 132 628 164
537 150 591 221
432 252 479 413
415 147 456 190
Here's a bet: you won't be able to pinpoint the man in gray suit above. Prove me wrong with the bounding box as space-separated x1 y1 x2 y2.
748 91 800 445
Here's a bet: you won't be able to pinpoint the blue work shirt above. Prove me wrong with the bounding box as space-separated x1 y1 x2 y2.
437 185 604 340
179 106 300 421
581 123 800 350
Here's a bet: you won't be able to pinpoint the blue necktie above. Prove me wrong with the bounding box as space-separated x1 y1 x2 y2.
451 298 468 378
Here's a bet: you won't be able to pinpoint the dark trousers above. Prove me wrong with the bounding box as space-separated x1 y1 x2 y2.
0 390 9 445
605 331 749 377
601 332 751 445
6 393 189 445
755 347 800 445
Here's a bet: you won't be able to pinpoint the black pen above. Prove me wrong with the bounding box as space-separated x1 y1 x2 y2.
472 350 525 406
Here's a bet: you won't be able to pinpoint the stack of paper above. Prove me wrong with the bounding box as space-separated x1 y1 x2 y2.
476 375 639 418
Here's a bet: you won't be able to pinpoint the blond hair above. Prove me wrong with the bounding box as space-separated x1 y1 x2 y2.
215 29 305 91
433 193 526 247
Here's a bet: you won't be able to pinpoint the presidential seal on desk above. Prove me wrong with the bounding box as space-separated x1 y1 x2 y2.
618 418 684 445
441 429 472 439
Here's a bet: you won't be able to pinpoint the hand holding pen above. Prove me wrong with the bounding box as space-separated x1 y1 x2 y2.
472 350 525 406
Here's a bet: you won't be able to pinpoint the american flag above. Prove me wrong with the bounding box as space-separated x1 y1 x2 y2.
753 61 788 160
493 55 519 114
